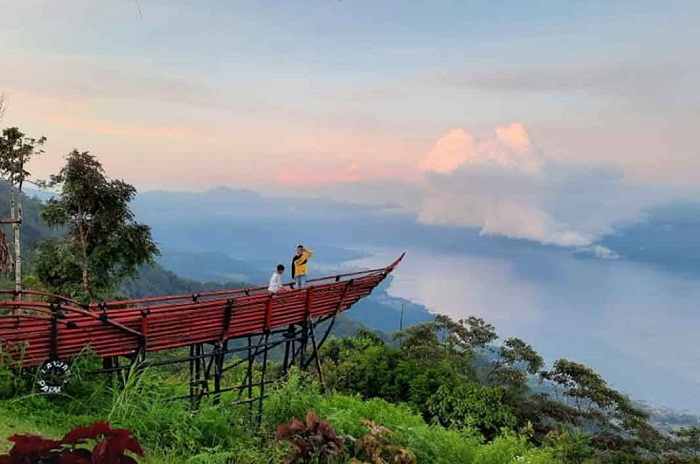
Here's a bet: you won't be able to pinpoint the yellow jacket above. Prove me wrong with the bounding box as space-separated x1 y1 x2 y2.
291 248 313 278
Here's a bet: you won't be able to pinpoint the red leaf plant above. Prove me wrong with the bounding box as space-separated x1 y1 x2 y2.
276 410 343 464
0 421 143 464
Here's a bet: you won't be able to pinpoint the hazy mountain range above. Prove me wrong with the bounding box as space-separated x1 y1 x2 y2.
126 186 700 277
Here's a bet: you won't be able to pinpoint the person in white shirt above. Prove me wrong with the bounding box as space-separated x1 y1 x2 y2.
268 264 286 294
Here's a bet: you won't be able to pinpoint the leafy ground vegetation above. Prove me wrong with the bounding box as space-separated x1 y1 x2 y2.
0 328 699 464
0 355 558 464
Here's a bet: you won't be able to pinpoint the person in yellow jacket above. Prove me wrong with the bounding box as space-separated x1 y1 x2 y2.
291 245 313 289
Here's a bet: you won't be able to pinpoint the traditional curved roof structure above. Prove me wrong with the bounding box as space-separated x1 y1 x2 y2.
0 254 404 370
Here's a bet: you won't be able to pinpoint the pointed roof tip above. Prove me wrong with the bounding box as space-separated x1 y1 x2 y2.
388 252 406 270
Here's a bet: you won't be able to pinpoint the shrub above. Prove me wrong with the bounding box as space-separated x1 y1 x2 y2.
542 430 594 463
263 370 324 430
275 410 343 463
317 393 482 464
427 383 517 439
351 420 416 464
472 434 561 464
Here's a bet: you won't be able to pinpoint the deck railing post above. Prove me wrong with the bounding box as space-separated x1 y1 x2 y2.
49 303 58 360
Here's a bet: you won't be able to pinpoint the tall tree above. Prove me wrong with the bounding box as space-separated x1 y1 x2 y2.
536 358 662 454
0 127 46 191
38 150 159 300
0 127 45 286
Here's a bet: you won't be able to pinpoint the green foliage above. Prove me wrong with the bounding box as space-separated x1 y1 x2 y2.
542 430 594 463
264 374 483 463
263 371 323 431
0 127 45 275
0 352 694 463
0 127 45 190
33 238 83 297
320 315 673 458
0 182 59 259
672 427 700 458
394 314 496 376
472 433 560 464
350 420 416 464
427 383 517 439
0 365 13 399
489 338 544 395
321 336 460 416
38 150 159 300
539 359 654 448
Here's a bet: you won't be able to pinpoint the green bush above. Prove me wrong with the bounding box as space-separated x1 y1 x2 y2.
0 363 13 399
263 372 485 463
427 383 517 439
542 430 594 463
473 434 561 464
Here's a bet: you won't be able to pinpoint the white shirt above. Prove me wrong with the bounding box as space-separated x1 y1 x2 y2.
268 272 284 293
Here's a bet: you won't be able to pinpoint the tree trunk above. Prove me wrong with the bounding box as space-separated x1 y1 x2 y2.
11 192 21 300
77 205 90 298
82 255 89 297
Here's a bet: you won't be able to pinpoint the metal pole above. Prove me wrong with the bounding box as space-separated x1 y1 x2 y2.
307 318 326 393
258 332 270 424
247 335 253 416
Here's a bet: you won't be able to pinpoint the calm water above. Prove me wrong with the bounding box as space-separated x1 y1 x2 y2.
346 248 700 414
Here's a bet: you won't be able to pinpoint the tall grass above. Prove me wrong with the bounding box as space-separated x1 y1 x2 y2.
263 372 561 464
0 356 563 463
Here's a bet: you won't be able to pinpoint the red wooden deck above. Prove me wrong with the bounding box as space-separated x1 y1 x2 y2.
0 254 404 368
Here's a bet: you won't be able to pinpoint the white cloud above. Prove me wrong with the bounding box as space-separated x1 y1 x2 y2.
417 123 663 248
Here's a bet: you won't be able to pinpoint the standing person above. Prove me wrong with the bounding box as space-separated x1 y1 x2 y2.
268 264 286 294
291 245 313 289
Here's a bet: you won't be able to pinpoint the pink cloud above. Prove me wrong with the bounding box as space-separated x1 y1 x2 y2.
276 162 404 187
419 123 543 174
495 122 532 152
418 128 476 174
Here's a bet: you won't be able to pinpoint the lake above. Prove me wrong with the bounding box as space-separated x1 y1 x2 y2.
346 248 700 414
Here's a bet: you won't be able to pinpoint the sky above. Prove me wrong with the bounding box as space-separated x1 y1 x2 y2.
1 0 699 247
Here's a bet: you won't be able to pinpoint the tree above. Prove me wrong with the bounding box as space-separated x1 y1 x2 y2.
540 359 644 424
0 127 46 191
395 315 497 375
0 127 45 286
38 150 159 300
488 337 544 393
535 358 665 456
672 426 700 457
